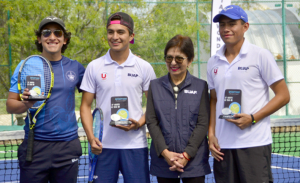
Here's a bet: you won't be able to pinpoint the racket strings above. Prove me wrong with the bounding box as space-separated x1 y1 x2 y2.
20 57 52 94
20 63 44 93
42 61 52 95
93 111 101 139
89 110 103 159
20 56 53 108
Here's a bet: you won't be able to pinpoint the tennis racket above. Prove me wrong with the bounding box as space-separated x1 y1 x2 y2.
18 55 54 161
88 108 104 183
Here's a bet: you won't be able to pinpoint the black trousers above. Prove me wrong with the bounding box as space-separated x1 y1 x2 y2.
157 176 205 183
18 138 82 183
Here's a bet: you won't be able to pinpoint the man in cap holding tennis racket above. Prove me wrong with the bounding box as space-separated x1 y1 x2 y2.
80 12 156 183
206 5 290 183
6 16 85 183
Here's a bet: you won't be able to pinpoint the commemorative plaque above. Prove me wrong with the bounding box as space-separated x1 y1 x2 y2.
219 89 241 119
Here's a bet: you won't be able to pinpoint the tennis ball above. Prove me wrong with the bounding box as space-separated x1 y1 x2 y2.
33 87 41 95
230 104 240 114
118 110 128 119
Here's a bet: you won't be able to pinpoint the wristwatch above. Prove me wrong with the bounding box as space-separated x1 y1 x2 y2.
250 114 256 125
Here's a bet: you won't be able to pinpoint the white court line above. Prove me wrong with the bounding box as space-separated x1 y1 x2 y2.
77 173 123 180
0 151 17 153
272 153 300 158
272 166 300 172
0 158 18 161
77 176 88 179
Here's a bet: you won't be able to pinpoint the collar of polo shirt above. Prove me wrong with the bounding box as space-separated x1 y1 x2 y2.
216 39 250 62
105 49 136 67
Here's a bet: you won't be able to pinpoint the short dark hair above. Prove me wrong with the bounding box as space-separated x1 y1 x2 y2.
34 25 71 53
164 35 194 62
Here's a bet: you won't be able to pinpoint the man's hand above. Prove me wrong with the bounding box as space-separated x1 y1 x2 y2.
209 135 224 161
113 118 141 131
226 113 252 130
21 88 38 108
161 149 184 172
89 136 103 155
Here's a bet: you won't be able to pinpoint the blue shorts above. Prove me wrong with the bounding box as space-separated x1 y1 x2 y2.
18 138 82 183
93 148 150 183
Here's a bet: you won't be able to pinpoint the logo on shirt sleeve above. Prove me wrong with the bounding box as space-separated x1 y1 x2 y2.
213 67 218 75
66 71 76 82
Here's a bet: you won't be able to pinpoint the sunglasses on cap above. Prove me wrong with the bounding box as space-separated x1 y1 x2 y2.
164 55 188 64
41 29 63 38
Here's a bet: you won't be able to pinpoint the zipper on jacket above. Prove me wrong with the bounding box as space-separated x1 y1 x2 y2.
173 86 179 109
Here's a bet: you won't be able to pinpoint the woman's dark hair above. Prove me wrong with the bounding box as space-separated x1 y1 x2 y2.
34 26 71 53
164 35 194 62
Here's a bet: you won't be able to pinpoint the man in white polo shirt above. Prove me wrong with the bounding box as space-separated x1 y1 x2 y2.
80 12 156 183
207 5 290 183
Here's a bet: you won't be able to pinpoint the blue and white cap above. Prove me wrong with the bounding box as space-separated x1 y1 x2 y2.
213 5 248 23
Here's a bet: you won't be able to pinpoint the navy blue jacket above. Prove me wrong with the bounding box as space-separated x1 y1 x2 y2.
146 71 211 178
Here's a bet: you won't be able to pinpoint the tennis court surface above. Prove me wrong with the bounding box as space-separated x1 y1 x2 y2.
1 118 299 183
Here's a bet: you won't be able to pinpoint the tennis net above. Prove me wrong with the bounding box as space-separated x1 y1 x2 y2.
0 118 299 183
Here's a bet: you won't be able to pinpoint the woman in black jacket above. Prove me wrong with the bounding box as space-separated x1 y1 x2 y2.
146 35 211 183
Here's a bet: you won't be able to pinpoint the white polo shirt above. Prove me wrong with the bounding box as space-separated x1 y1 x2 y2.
207 39 284 149
80 49 156 149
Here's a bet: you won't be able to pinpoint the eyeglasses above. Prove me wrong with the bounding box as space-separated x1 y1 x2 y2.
41 29 63 38
164 55 188 64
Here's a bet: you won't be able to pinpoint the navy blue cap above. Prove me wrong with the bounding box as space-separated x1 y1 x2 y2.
213 5 248 23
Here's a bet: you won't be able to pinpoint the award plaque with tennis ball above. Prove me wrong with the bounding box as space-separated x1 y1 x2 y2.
219 89 241 119
110 96 132 126
26 75 44 100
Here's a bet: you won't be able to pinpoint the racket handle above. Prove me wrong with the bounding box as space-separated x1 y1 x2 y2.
26 129 34 162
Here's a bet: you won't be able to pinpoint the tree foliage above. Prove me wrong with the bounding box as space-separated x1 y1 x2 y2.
0 0 211 99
